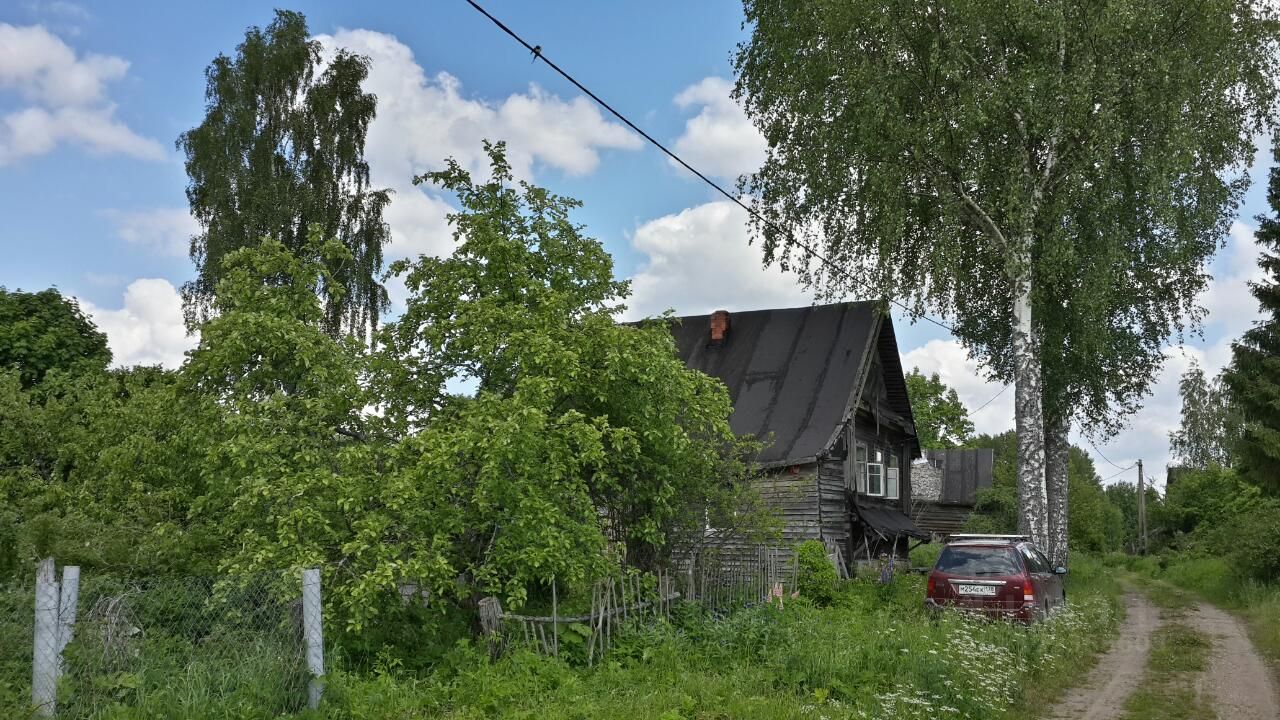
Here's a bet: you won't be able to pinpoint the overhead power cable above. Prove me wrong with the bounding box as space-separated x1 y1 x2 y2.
1101 464 1137 483
461 0 957 334
1089 441 1129 471
967 384 1009 416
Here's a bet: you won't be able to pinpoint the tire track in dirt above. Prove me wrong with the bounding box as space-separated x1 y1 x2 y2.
1045 592 1160 720
1187 601 1280 720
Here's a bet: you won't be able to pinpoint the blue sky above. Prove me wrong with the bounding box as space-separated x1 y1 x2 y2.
0 0 1272 487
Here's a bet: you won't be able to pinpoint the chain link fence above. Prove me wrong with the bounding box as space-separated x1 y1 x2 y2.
6 559 325 718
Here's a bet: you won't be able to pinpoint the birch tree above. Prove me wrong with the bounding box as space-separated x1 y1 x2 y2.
179 10 391 340
734 0 1278 551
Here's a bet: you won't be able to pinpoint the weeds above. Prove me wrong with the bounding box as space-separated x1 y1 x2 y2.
1 557 1122 720
1120 623 1215 720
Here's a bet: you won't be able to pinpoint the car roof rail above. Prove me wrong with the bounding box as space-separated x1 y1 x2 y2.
946 533 1030 542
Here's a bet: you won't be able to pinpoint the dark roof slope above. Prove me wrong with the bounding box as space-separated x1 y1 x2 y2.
669 302 879 466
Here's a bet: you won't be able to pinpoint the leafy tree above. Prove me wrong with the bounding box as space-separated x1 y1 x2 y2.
1224 137 1280 493
378 143 766 584
0 366 210 576
905 368 974 449
1170 361 1239 469
0 288 109 388
183 146 767 626
178 10 391 339
734 0 1279 557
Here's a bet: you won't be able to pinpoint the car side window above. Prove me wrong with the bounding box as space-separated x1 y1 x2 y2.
1020 546 1044 573
1034 549 1054 571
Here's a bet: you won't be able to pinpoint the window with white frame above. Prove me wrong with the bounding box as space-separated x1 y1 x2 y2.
886 453 900 499
855 442 868 493
867 448 884 496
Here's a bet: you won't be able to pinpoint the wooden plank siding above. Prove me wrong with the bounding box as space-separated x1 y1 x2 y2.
755 467 822 545
817 456 851 558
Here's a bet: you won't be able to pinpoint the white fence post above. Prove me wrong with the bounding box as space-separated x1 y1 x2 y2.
57 565 80 660
302 568 324 710
32 558 59 717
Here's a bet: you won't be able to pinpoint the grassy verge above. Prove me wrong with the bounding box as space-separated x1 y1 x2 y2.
0 556 1123 720
1108 553 1280 682
1119 622 1214 720
323 556 1122 720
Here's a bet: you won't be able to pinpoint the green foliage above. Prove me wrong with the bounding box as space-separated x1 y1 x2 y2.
317 572 1116 719
735 0 1279 435
0 288 110 388
373 143 765 591
178 9 391 339
0 142 770 635
965 431 1122 554
794 541 837 605
1157 466 1260 544
0 366 212 577
904 368 974 449
1224 136 1280 493
1104 482 1163 553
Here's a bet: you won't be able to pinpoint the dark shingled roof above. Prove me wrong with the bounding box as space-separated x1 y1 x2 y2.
669 302 883 466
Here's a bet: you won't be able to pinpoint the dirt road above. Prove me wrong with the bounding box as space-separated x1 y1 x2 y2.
1187 602 1280 720
1046 592 1279 720
1046 592 1160 720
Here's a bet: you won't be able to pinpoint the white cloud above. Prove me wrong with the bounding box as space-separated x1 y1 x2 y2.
624 199 814 320
901 338 1013 437
0 23 162 164
314 29 642 266
80 279 195 369
670 77 766 181
104 207 197 257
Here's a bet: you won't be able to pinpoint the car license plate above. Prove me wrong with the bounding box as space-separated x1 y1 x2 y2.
956 584 998 596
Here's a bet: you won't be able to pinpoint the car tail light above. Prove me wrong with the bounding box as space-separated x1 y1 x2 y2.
1022 576 1034 603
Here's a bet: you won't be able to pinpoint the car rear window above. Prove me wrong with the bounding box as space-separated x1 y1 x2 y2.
935 546 1022 575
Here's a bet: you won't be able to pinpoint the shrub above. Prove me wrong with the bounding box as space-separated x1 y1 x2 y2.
1227 503 1280 582
795 541 838 605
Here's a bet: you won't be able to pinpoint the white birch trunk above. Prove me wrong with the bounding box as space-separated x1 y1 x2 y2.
1012 275 1048 550
1044 412 1070 567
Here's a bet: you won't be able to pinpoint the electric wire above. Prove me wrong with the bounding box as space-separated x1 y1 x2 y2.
1101 464 1137 483
460 0 957 334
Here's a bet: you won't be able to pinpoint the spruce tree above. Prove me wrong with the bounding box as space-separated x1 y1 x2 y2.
1224 138 1280 493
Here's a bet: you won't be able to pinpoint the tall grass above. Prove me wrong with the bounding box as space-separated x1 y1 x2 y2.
323 568 1119 720
2 559 1122 720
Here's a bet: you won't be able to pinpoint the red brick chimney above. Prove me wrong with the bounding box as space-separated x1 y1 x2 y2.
709 309 730 345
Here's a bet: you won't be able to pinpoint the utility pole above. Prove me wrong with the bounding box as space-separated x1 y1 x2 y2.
1136 459 1147 554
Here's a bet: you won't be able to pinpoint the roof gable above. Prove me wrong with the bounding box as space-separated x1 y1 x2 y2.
669 301 913 466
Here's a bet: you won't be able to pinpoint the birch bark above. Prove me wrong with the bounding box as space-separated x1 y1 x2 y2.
1044 411 1070 567
1012 269 1048 550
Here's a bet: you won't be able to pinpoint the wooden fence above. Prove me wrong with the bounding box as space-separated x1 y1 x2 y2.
479 571 677 665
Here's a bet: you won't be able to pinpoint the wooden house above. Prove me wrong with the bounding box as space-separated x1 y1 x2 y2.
668 302 928 573
908 448 995 538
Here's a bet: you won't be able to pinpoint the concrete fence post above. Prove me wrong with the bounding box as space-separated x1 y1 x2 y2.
302 568 324 710
57 565 80 660
32 558 59 717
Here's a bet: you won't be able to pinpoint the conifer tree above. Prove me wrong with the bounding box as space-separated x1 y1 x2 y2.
1224 138 1280 493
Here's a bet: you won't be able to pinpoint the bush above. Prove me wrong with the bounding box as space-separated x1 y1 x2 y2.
795 541 838 606
1226 504 1280 582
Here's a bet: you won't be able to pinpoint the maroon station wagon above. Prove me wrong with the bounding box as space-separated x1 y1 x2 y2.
924 535 1067 622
